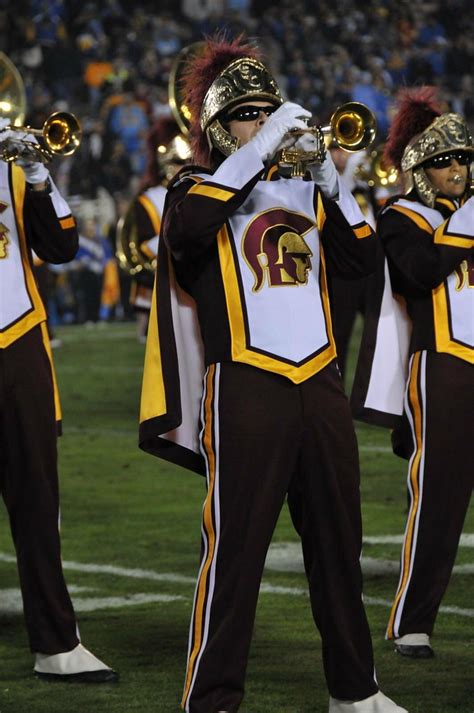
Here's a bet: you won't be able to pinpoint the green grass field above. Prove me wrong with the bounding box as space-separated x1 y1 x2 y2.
0 321 472 713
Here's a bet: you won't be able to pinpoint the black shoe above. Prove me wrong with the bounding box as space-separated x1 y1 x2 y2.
35 668 119 683
395 643 434 659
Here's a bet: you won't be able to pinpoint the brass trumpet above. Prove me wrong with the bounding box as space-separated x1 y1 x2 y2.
279 102 377 177
0 111 82 163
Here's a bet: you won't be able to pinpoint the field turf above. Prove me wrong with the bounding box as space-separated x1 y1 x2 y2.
0 321 472 713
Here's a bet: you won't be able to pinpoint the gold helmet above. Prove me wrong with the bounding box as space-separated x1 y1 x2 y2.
385 88 473 207
200 56 282 158
401 113 473 207
180 35 282 166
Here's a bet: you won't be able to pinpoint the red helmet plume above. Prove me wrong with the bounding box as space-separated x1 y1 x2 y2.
384 87 442 170
181 33 261 165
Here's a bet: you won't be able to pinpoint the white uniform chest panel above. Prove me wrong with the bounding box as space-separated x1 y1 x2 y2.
142 185 166 257
445 255 474 348
145 185 167 216
0 166 33 331
394 199 473 351
226 179 330 364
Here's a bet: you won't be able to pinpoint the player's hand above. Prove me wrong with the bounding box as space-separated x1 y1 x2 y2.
308 149 339 199
16 157 50 185
250 102 312 161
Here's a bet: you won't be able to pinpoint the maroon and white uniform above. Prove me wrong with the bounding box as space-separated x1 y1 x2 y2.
377 193 473 641
0 161 80 654
128 184 165 312
141 141 381 712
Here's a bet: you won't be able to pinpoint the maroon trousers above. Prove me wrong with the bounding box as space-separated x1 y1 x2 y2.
0 326 79 654
182 361 378 713
387 350 473 640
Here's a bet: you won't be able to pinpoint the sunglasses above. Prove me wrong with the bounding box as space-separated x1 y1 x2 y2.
423 151 472 169
223 104 278 123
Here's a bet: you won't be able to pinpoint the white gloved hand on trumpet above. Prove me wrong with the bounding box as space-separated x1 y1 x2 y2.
294 132 340 199
0 118 50 184
250 101 312 162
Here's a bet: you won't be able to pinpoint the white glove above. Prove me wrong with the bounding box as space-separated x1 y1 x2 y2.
306 146 339 199
0 120 50 184
17 157 50 185
250 101 312 162
16 132 50 184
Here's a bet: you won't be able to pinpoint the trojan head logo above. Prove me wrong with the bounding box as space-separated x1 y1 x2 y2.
0 201 9 258
242 208 315 292
454 256 474 291
0 223 9 258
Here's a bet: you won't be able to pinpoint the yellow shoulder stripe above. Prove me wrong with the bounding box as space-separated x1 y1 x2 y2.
188 183 235 202
391 205 433 234
433 224 474 249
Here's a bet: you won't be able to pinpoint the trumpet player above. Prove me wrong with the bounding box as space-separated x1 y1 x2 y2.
0 119 117 682
364 88 473 660
140 35 407 713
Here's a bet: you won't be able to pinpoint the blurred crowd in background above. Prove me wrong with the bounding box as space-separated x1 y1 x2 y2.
2 0 473 329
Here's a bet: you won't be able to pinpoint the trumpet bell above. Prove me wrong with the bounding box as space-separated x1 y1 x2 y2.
331 102 377 152
43 112 82 156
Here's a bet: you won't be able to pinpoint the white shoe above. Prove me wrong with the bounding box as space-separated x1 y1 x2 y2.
329 690 409 712
34 643 118 682
394 633 433 659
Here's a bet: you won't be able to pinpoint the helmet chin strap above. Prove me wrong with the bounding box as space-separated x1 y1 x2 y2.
207 120 240 158
413 166 438 208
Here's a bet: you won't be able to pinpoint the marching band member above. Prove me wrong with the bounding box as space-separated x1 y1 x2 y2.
0 117 117 682
139 35 408 713
124 117 191 343
380 90 473 659
352 87 473 659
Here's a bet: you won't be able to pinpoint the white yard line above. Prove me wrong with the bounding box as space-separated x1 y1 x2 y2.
0 550 472 617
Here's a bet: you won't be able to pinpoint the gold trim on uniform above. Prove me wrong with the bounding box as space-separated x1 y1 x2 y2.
137 194 162 236
0 164 46 348
188 182 236 202
387 352 423 639
353 223 373 239
139 275 167 423
40 321 62 423
217 222 336 383
433 222 474 249
59 216 75 230
316 192 326 233
182 365 217 708
391 205 433 234
432 280 473 361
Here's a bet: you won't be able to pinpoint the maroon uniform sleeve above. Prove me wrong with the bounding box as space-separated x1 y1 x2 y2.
163 143 265 262
24 187 78 264
378 204 473 298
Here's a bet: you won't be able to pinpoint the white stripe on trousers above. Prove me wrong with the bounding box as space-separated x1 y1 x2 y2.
184 364 221 712
392 351 427 639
